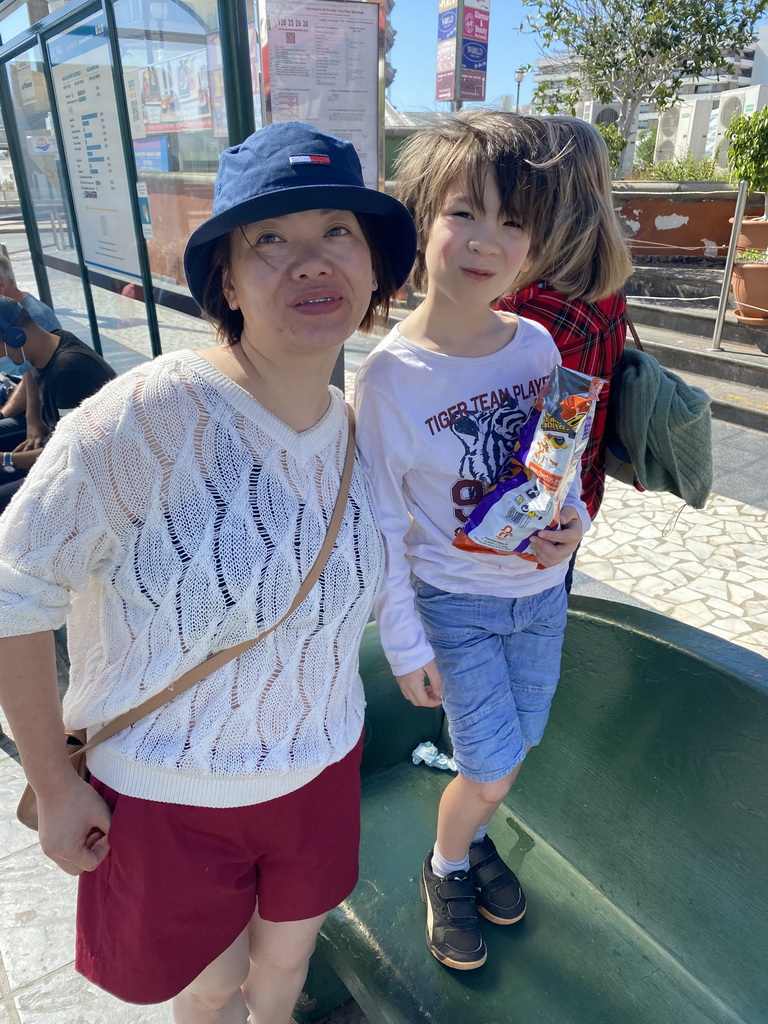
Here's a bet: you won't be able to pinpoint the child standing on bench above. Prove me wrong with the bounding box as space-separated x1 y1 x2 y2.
354 110 591 971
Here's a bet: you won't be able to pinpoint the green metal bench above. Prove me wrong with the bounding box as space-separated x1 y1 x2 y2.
296 596 768 1024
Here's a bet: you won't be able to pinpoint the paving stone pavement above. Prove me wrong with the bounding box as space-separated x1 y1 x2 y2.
575 478 768 660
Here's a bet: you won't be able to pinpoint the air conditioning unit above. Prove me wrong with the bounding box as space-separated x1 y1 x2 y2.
654 98 716 162
712 85 768 167
581 99 621 126
654 105 682 162
678 98 716 160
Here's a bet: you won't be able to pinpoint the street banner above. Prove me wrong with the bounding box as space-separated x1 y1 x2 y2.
438 8 458 38
437 0 489 103
461 39 487 72
462 5 489 42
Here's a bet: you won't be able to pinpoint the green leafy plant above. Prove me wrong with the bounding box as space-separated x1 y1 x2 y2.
595 122 626 174
633 125 658 173
735 247 768 264
523 0 768 178
725 106 768 219
644 154 721 181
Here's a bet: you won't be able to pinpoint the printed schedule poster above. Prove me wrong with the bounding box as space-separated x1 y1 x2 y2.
49 17 141 279
263 0 380 188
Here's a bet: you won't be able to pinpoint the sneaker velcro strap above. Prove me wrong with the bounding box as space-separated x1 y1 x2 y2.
471 853 512 888
436 878 476 903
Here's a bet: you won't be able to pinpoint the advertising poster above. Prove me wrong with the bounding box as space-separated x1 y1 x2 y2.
28 135 59 156
463 5 489 43
438 8 458 39
124 70 146 139
133 135 169 172
437 38 457 73
49 18 142 279
460 70 486 101
139 48 213 135
436 0 457 102
205 31 228 139
459 0 489 101
262 0 381 188
437 0 490 104
461 39 487 72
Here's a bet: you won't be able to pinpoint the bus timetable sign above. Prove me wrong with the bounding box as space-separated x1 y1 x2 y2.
435 0 490 104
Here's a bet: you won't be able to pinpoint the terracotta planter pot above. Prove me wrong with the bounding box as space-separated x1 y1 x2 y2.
733 216 768 253
731 262 768 323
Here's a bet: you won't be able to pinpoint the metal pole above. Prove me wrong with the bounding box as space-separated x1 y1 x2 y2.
711 179 748 352
218 0 255 145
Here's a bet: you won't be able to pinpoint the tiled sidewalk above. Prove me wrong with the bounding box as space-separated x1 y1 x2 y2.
575 478 768 660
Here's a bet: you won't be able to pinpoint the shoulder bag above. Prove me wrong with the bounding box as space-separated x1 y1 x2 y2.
17 406 356 830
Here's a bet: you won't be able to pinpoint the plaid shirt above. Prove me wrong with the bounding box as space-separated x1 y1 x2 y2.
498 283 627 519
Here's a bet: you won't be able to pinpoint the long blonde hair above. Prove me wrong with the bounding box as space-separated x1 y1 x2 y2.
515 116 633 302
393 110 547 293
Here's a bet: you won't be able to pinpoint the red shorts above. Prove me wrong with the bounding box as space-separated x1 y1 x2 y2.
76 733 363 1004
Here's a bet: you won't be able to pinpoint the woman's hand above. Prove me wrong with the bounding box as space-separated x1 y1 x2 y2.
36 775 112 876
395 660 443 707
528 505 584 568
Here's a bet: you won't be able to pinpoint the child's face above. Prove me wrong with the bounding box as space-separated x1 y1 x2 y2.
423 174 531 310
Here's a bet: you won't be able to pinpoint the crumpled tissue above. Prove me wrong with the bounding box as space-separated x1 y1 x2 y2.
412 741 457 772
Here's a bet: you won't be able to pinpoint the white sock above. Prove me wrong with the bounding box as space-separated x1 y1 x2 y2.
471 823 489 846
431 843 470 878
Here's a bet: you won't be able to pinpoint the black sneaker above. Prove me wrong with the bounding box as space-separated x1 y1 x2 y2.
469 835 527 925
419 851 487 970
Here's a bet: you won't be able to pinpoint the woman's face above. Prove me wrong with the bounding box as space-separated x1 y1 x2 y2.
222 208 376 358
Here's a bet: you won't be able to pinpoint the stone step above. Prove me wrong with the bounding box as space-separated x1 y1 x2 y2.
663 365 768 433
627 297 768 352
631 322 768 391
627 263 725 304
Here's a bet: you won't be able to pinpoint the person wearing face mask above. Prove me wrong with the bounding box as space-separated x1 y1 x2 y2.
0 298 115 509
0 254 62 455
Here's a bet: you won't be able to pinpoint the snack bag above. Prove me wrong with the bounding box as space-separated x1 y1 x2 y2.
453 365 605 561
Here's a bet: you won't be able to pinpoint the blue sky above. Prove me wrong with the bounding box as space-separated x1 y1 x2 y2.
387 0 542 112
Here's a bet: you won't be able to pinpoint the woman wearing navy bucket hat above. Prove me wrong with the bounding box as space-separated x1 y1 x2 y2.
0 122 415 1022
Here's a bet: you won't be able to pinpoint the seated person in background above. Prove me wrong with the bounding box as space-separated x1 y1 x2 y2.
0 254 61 333
0 253 62 453
0 297 115 509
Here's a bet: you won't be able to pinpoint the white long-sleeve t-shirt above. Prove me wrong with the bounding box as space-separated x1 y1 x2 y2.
354 320 590 677
0 351 383 807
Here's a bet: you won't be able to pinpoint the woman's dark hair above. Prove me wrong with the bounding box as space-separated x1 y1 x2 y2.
199 212 399 345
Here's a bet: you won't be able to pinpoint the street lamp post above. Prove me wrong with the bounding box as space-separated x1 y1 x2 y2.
514 68 526 113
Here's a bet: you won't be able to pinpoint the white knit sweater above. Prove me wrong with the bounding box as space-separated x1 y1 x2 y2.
0 351 384 807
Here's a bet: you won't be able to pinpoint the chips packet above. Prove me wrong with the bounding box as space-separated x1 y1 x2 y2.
453 364 605 561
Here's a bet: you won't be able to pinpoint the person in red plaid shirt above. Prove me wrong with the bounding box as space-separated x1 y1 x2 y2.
498 117 633 541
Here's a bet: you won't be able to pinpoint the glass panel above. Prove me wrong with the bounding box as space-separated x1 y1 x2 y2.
0 0 63 47
2 41 97 348
47 10 151 368
114 0 228 353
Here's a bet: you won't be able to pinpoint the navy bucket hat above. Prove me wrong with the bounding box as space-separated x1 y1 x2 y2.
184 121 416 310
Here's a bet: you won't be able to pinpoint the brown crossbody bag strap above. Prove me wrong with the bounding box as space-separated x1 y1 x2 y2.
80 404 356 754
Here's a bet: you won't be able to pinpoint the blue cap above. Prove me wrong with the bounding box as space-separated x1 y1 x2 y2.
184 121 416 309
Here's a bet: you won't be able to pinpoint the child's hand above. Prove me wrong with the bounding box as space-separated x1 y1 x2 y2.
528 505 584 567
395 660 443 707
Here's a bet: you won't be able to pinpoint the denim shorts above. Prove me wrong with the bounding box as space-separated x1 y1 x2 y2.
413 579 568 784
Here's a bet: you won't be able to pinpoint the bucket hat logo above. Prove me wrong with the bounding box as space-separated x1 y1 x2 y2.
184 121 416 308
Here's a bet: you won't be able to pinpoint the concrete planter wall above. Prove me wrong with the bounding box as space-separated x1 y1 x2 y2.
613 182 765 258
